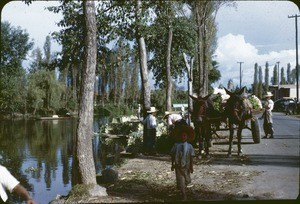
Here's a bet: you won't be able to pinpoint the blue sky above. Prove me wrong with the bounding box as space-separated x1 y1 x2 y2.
1 1 300 88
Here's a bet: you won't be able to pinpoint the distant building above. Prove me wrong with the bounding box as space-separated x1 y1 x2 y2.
269 84 300 101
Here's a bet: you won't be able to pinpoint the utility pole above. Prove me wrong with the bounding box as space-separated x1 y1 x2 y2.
237 62 244 89
288 14 300 103
276 61 280 100
277 61 280 87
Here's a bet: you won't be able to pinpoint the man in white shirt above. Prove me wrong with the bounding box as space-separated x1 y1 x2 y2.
260 92 274 139
141 107 158 155
163 111 183 129
0 164 36 203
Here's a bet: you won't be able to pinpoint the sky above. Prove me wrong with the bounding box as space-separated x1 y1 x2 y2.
1 0 300 88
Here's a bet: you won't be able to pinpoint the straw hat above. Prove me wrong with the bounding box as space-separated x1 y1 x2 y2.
264 92 273 98
170 124 195 142
147 107 158 113
163 111 171 119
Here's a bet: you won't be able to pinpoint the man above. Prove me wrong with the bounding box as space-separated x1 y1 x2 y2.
163 111 183 130
260 92 274 139
0 164 36 203
141 107 158 155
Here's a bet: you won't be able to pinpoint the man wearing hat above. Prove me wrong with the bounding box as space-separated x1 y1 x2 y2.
170 124 195 201
260 92 274 138
163 111 183 130
141 107 158 155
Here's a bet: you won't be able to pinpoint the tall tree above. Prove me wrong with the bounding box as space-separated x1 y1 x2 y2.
280 67 286 85
272 65 278 85
253 63 258 96
0 21 33 114
76 0 97 185
165 2 174 111
264 61 269 91
43 35 52 65
190 0 230 96
135 0 151 114
287 63 292 84
258 66 263 99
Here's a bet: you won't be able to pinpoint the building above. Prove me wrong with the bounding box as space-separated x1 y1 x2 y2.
269 84 300 101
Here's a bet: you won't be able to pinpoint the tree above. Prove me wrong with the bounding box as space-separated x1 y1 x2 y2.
280 67 286 85
253 63 258 96
147 1 194 111
135 0 151 115
258 66 263 99
75 0 97 185
47 1 85 108
272 65 278 85
190 1 232 96
287 63 292 84
0 21 33 114
264 62 269 91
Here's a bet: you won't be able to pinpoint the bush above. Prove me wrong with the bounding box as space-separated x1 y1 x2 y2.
155 133 174 154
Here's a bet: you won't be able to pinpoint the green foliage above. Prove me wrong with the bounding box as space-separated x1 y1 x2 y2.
211 94 223 112
27 69 64 115
155 133 174 154
151 89 165 112
249 95 262 110
0 22 33 114
126 132 143 154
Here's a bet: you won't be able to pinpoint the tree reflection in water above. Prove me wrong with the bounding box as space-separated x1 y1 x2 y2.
0 117 121 203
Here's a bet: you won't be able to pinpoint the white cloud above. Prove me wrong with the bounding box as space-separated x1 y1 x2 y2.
214 33 297 88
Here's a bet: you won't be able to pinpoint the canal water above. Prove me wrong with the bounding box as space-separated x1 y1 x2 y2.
0 117 119 204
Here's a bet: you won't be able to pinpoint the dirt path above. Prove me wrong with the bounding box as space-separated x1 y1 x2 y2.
70 141 269 203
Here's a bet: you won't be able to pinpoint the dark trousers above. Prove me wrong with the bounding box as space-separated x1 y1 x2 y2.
143 129 156 153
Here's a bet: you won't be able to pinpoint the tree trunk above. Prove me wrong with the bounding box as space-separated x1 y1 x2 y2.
202 23 208 95
136 0 151 115
166 25 173 111
183 52 194 125
76 0 97 185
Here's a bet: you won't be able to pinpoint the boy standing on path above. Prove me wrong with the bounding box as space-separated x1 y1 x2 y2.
170 124 195 201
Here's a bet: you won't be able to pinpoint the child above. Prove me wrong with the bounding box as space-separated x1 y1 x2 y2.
170 124 195 201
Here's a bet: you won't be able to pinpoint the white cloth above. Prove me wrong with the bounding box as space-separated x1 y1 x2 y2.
0 165 20 202
265 99 274 112
167 114 182 126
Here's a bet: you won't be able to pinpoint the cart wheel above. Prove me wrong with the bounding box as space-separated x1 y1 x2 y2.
251 117 261 144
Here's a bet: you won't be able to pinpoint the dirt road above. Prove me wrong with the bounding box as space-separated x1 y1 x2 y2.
66 113 299 203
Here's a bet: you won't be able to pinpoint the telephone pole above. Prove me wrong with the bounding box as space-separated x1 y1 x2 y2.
288 14 300 103
237 62 244 89
277 61 280 87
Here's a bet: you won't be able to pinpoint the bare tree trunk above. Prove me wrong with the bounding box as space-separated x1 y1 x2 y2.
135 0 151 115
76 0 97 185
202 23 208 95
166 25 173 111
183 52 194 125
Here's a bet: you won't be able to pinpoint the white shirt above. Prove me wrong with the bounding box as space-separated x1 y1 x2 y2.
265 99 274 111
167 114 182 126
0 165 20 202
142 114 157 129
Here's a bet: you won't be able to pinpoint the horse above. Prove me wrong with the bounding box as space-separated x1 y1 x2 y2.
223 87 253 157
189 94 220 158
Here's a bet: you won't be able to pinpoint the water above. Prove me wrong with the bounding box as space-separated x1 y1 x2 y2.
0 117 120 204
